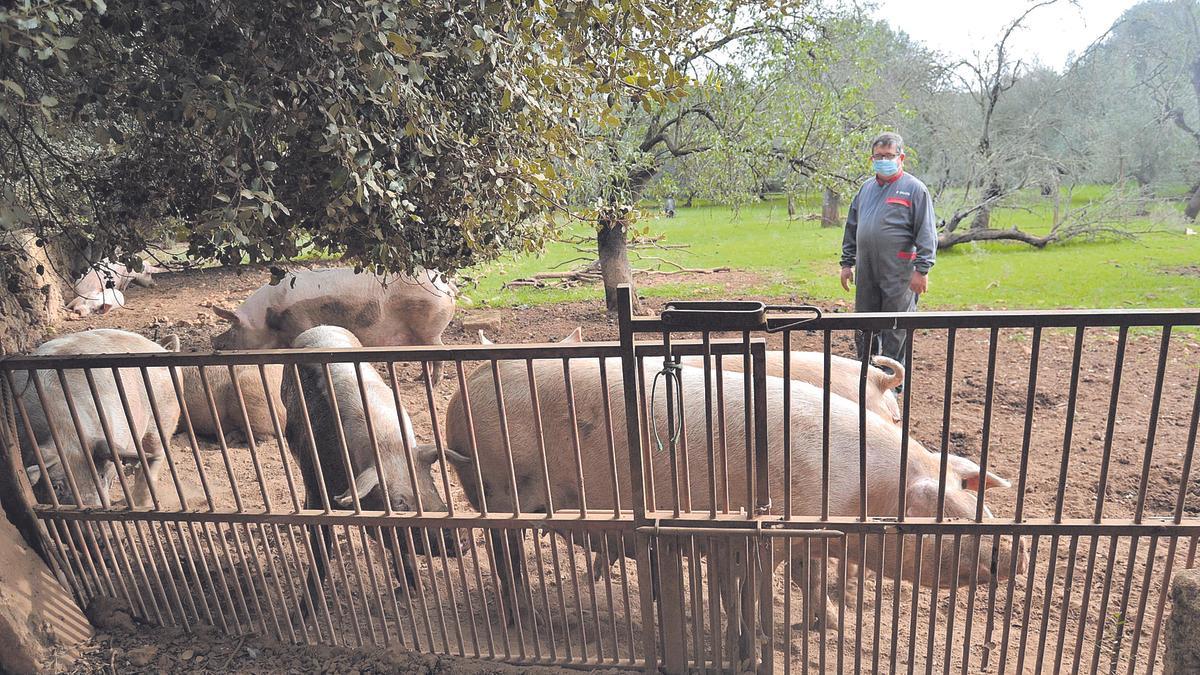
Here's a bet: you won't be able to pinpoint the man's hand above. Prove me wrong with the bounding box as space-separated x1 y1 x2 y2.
840 266 854 291
910 270 928 294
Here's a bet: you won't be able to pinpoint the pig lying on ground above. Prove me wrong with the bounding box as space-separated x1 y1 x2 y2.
65 287 125 317
445 356 1023 629
482 326 903 424
66 261 163 317
178 364 286 443
14 329 181 507
212 267 455 382
281 325 458 611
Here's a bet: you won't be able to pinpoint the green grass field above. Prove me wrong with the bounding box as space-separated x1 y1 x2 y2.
461 187 1200 311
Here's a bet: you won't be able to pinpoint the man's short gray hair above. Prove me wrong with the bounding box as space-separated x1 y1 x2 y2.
871 132 904 153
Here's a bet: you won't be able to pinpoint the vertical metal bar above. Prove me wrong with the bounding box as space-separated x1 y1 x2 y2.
1174 368 1200 525
240 522 283 641
1125 536 1162 674
598 359 621 517
465 526 496 658
661 331 682 518
224 366 272 509
452 360 488 516
837 541 848 675
138 366 191 510
999 327 1042 673
601 534 620 662
450 527 480 658
434 527 468 657
80 368 136 507
716 353 730 514
858 330 872 525
166 367 216 510
417 527 452 654
197 366 243 512
119 519 166 625
890 534 907 674
319 363 362 515
1071 326 1130 672
898 333 915 518
531 525 556 661
617 535 636 662
1013 534 1042 675
742 330 754 515
615 285 656 669
526 360 555 517
548 529 573 660
489 361 522 517
871 532 886 675
567 530 590 662
963 326 1000 674
184 521 231 634
562 360 590 517
388 526 426 652
786 538 795 675
370 526 405 650
52 369 110 507
940 535 961 675
258 523 300 644
402 526 436 652
481 529 511 656
4 369 62 509
226 522 267 636
1052 535 1082 673
357 526 392 646
1088 535 1121 674
141 519 190 630
28 372 86 507
350 362 392 515
704 332 719 519
822 330 832 521
172 521 215 629
1145 535 1180 675
935 327 957 520
584 532 605 662
636 355 657 514
1135 327 1173 522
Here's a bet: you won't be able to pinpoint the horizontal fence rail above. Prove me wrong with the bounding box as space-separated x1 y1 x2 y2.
0 291 1196 674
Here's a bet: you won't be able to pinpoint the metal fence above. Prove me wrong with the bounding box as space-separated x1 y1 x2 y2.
0 284 1196 674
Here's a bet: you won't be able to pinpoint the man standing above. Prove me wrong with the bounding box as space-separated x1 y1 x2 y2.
839 132 937 375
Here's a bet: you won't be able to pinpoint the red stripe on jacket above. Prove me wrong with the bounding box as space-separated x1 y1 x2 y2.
885 197 911 207
897 251 916 261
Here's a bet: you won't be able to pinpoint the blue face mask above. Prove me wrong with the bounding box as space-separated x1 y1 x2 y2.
873 158 900 177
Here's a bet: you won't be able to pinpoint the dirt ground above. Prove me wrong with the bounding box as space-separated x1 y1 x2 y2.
37 263 1200 672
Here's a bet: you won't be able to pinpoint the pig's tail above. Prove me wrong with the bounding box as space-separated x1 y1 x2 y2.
650 357 684 454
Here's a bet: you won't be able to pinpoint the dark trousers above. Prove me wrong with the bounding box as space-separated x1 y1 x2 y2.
854 272 917 370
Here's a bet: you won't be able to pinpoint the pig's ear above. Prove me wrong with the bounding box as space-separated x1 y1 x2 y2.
413 444 440 466
336 467 381 506
478 330 493 345
560 327 583 344
158 334 180 352
442 447 472 465
946 454 1011 491
212 306 239 323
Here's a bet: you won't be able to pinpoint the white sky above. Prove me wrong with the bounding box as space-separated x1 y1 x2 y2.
873 0 1141 70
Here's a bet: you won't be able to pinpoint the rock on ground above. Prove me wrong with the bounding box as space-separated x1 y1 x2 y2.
1167 567 1200 675
0 512 92 674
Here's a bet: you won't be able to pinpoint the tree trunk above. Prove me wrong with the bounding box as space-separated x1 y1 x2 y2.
971 180 1001 230
787 193 797 220
1186 183 1200 221
684 192 695 208
939 226 1054 250
598 214 641 314
821 188 841 228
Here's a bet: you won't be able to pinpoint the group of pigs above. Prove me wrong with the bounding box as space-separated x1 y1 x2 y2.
15 266 1026 632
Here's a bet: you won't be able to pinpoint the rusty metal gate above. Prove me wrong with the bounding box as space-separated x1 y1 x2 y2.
0 283 1197 674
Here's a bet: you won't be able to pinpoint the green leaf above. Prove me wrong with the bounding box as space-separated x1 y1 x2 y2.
1 80 25 99
40 95 59 108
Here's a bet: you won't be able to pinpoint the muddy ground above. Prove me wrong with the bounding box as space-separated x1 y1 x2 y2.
37 263 1200 672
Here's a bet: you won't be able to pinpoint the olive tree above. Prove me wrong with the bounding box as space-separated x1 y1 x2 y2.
0 1 729 312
